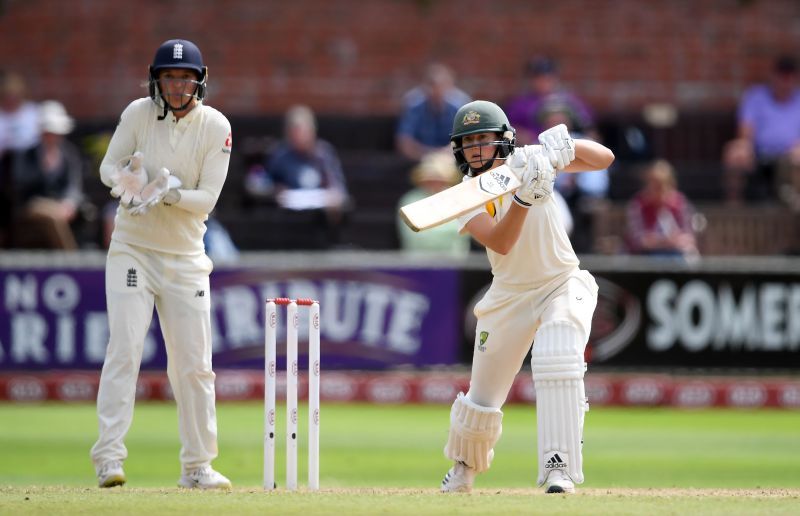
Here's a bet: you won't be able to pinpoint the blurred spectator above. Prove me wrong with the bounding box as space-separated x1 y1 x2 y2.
241 135 277 205
505 56 596 145
11 100 89 249
396 151 471 255
0 71 40 155
263 105 350 249
203 215 240 264
396 63 471 161
541 100 609 253
626 160 698 258
722 55 800 204
0 151 11 246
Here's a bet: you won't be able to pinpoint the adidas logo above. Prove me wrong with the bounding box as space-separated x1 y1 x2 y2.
545 453 567 469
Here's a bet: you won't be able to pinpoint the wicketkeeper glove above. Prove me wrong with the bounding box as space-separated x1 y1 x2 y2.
538 123 576 170
109 152 148 206
128 168 182 216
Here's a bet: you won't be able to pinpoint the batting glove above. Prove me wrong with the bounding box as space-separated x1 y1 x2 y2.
128 168 182 216
505 145 542 176
513 153 556 207
109 152 148 206
538 124 575 170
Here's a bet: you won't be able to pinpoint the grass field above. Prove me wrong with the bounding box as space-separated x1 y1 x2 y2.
1 402 799 514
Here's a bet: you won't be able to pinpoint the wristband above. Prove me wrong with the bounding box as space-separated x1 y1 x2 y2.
513 194 532 208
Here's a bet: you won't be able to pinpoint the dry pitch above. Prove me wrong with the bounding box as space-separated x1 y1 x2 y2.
2 486 799 515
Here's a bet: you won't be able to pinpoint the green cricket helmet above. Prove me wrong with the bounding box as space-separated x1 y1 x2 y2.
450 100 516 176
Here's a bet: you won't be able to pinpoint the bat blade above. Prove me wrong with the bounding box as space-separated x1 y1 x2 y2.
399 164 521 232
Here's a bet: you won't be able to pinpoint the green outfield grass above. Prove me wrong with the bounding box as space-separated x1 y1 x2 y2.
1 402 799 514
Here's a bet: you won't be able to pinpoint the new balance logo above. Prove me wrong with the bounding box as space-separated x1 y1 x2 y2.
173 43 184 59
195 290 205 297
126 268 137 288
545 453 567 469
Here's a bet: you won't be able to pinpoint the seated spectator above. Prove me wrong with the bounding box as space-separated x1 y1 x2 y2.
203 214 240 264
11 100 87 249
722 54 800 204
505 56 596 145
242 135 278 205
396 63 471 161
626 160 698 258
264 105 350 249
396 151 471 255
541 100 609 252
0 71 40 155
0 151 11 246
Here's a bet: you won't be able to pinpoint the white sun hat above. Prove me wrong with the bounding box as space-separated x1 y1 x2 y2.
39 100 75 135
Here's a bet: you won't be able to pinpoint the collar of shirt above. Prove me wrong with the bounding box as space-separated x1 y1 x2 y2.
166 103 200 147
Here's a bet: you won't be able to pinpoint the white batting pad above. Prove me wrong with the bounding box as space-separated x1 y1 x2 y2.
531 321 589 485
443 392 503 473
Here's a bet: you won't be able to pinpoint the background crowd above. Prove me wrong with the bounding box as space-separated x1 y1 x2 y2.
2 0 799 261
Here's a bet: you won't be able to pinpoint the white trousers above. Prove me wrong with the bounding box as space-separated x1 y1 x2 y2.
466 270 598 408
90 241 218 471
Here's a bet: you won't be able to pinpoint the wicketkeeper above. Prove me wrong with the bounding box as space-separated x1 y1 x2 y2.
440 100 614 494
90 39 232 489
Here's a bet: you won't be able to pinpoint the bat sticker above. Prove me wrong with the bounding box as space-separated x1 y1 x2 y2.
478 169 513 195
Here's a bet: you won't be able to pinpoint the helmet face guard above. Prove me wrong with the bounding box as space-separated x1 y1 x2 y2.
450 100 516 176
451 131 516 176
148 39 207 119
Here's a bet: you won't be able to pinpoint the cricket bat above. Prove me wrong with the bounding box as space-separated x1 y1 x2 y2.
399 164 521 232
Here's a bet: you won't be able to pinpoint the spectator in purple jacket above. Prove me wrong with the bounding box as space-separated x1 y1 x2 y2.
505 56 596 145
722 55 800 204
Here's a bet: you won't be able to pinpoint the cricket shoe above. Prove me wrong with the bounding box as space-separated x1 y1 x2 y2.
178 465 232 490
97 460 126 488
544 469 575 494
440 461 476 493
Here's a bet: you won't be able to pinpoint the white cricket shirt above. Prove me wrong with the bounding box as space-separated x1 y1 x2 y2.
458 190 579 289
100 98 232 255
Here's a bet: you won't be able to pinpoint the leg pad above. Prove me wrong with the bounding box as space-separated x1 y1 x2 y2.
443 393 503 473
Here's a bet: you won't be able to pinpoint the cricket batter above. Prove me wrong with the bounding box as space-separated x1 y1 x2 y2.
440 100 614 494
90 39 232 489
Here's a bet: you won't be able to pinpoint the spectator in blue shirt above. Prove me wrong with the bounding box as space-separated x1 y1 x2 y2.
265 105 350 248
396 63 471 161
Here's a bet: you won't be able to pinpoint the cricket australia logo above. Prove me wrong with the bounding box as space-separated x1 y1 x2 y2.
173 43 184 59
462 110 481 125
478 169 512 195
126 268 137 288
478 331 489 352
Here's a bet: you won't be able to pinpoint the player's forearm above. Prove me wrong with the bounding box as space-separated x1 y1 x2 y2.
171 188 218 215
170 147 229 215
467 204 528 255
563 140 615 173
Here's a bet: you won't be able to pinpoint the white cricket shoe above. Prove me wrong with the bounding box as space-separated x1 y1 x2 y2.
440 461 476 493
97 460 126 488
178 465 232 490
544 469 575 494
